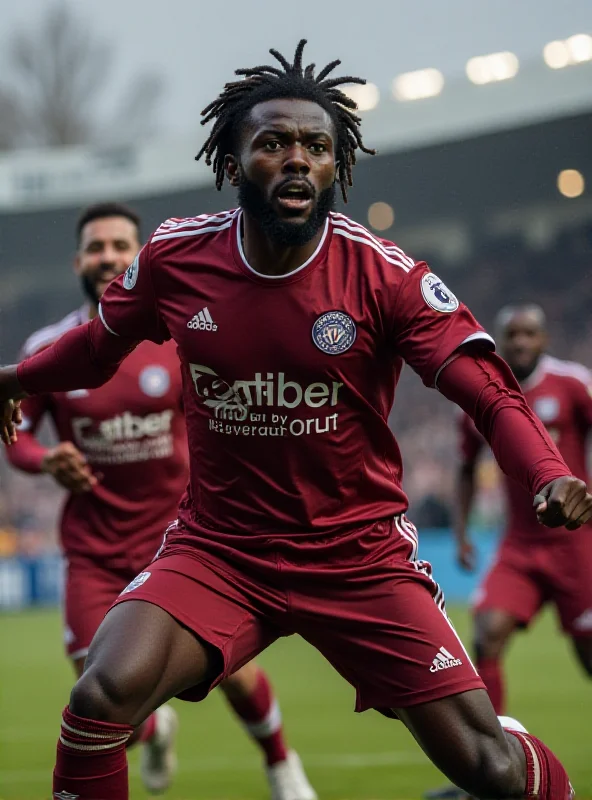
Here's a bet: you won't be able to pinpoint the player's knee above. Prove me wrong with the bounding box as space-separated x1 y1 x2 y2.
474 620 509 660
69 667 134 723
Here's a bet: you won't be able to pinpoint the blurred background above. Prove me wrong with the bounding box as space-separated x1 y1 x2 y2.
0 2 591 797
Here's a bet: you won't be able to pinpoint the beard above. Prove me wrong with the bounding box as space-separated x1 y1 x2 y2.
80 273 101 306
238 176 336 247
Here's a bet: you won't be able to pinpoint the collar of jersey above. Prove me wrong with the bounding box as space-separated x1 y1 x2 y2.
520 354 550 391
232 209 331 285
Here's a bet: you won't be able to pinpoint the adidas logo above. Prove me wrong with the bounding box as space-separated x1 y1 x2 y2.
54 791 80 799
187 307 218 332
429 646 462 673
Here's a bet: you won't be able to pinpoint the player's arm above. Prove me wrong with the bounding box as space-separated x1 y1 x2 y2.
438 347 592 531
0 243 169 446
455 415 484 571
391 263 592 531
6 394 97 492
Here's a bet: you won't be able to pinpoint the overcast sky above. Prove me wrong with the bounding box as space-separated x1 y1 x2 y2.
2 0 591 139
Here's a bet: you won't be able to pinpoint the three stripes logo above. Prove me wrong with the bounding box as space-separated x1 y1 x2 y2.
187 307 218 332
429 646 462 673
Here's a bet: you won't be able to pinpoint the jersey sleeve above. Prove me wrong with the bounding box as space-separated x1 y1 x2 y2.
391 263 495 387
98 240 170 344
458 411 485 465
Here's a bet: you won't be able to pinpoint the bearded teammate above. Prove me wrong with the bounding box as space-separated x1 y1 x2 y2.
5 202 315 800
424 304 592 798
1 42 590 800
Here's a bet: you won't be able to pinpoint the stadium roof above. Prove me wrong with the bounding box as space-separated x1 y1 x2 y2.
0 58 591 212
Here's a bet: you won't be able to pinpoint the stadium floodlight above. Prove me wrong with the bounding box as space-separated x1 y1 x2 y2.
544 34 592 68
466 52 519 85
367 202 395 231
543 40 571 69
567 33 592 63
557 169 585 198
343 82 380 112
392 68 444 101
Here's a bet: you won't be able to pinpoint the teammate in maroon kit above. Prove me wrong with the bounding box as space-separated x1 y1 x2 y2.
5 202 315 799
1 42 590 800
426 305 592 797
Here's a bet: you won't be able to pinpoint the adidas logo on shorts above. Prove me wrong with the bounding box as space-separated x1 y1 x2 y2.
187 307 218 332
429 646 462 673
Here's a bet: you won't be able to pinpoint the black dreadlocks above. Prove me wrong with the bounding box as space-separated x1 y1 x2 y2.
195 39 376 202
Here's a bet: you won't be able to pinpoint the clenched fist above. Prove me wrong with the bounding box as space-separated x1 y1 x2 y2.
534 476 592 531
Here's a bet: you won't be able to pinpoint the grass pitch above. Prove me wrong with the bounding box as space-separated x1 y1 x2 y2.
0 606 590 799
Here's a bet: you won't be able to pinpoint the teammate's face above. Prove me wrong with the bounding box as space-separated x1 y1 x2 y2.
75 216 141 306
228 98 337 246
499 311 547 379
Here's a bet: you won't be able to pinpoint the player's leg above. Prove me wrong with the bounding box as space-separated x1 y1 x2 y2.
572 636 592 676
551 529 592 678
53 553 280 800
293 517 573 799
220 661 317 800
472 540 544 715
397 691 573 799
63 555 170 787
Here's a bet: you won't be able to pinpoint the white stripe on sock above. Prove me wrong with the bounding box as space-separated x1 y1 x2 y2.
243 699 282 739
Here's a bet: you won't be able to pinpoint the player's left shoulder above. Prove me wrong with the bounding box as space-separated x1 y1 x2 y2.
543 355 592 392
329 212 417 277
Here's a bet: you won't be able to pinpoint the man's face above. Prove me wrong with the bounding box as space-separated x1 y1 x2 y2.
499 310 547 379
75 216 141 305
228 98 337 246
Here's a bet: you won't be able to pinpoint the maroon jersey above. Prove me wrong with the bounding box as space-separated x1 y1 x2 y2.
460 355 592 539
98 209 493 545
10 307 188 566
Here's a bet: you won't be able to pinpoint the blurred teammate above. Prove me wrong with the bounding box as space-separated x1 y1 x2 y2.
460 304 592 697
5 202 315 799
426 303 592 800
1 41 589 800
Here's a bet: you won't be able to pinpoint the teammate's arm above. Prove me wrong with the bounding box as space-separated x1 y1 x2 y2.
455 416 483 571
438 347 592 530
0 240 168 446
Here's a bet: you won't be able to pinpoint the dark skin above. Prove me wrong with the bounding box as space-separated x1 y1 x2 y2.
0 101 591 797
225 98 337 276
457 309 592 688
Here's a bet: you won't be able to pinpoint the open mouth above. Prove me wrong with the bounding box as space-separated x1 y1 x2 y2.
275 181 314 212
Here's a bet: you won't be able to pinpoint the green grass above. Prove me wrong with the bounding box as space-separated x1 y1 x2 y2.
0 606 590 799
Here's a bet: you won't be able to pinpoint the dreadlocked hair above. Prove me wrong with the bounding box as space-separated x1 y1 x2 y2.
195 39 376 202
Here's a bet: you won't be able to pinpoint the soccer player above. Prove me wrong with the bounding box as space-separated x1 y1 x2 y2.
425 303 592 800
459 305 592 700
5 202 315 799
0 41 589 800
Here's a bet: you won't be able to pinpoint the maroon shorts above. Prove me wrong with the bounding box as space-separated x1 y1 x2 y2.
472 528 592 637
63 556 141 660
112 516 484 712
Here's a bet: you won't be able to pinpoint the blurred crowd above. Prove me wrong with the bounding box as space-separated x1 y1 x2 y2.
0 221 590 555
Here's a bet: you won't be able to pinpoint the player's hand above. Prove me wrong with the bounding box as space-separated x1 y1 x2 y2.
534 476 592 530
41 442 98 493
0 366 26 446
1 399 22 446
457 539 476 571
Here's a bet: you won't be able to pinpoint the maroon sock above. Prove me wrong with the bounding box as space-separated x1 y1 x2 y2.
52 705 133 800
226 669 289 766
505 729 574 799
477 656 505 714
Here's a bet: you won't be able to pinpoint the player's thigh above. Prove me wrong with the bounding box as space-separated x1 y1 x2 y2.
296 559 484 713
472 541 544 630
63 556 127 664
81 552 281 716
